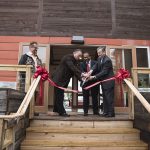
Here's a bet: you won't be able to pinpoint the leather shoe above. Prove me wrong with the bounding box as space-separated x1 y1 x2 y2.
84 113 88 116
105 113 115 117
101 113 108 117
59 113 70 117
93 112 100 116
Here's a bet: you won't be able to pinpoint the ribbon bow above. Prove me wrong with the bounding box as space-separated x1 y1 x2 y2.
33 66 79 105
115 68 130 82
33 66 49 81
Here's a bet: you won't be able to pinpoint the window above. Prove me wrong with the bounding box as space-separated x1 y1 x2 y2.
136 47 150 91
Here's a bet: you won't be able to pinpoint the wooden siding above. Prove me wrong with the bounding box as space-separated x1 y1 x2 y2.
0 0 149 39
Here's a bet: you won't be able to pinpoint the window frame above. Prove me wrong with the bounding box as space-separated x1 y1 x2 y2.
136 46 150 92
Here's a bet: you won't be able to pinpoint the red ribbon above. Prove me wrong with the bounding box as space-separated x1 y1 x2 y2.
84 68 130 106
33 66 79 105
84 68 130 90
33 66 130 106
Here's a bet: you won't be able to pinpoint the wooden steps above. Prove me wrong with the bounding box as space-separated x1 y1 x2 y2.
21 120 148 150
21 147 148 150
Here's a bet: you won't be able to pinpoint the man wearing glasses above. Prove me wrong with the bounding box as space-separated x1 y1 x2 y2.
19 41 42 92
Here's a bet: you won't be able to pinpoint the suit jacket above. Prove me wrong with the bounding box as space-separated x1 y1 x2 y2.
92 55 115 89
80 60 97 87
52 54 82 87
80 60 97 73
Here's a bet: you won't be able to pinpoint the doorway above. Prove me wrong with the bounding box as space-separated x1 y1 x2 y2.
49 44 99 113
49 45 136 114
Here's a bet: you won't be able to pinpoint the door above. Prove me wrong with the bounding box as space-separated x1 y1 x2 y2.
19 43 50 113
107 46 137 112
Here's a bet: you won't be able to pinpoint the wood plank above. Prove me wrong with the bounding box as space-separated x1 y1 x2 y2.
21 140 147 147
0 51 18 59
124 79 150 113
26 132 139 141
30 120 133 128
21 146 148 150
30 120 94 128
0 119 4 149
26 127 139 134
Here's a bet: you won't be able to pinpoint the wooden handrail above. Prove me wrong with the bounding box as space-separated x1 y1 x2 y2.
124 79 150 113
0 64 32 71
127 67 150 114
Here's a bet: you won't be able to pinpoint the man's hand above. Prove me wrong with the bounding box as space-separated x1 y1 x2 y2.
89 76 96 80
81 72 89 78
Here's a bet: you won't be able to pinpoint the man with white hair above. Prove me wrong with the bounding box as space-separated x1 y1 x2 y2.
89 46 115 117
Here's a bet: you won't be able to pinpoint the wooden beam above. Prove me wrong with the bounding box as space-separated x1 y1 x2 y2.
124 79 150 113
17 76 41 116
0 65 32 72
0 119 4 149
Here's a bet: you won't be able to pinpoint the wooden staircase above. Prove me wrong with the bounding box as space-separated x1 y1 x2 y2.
21 119 148 150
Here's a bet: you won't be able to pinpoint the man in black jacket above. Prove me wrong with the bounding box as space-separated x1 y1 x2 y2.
19 41 42 92
80 52 99 116
52 49 86 117
89 46 115 117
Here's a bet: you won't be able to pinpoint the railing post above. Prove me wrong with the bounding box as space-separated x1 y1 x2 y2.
128 78 134 120
132 68 138 88
0 119 4 149
25 66 32 92
29 77 35 119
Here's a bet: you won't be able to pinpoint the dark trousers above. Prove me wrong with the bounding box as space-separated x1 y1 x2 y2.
82 85 99 114
102 87 115 114
53 87 66 114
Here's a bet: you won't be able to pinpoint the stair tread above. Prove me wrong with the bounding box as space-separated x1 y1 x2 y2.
22 140 147 147
26 127 139 134
30 120 133 128
21 146 148 150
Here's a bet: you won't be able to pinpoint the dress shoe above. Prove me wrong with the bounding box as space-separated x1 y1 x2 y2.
59 113 70 117
93 112 100 116
101 113 108 117
84 113 88 116
105 113 115 117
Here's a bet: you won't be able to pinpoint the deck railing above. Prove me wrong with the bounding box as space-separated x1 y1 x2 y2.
0 65 150 149
0 64 40 149
127 68 150 119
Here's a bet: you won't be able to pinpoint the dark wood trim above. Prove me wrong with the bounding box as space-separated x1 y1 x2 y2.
37 0 43 35
111 0 116 35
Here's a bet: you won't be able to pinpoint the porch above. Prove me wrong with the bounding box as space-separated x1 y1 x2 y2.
0 64 150 149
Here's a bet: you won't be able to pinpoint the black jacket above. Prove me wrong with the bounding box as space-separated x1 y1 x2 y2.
52 54 82 87
92 55 115 89
19 53 42 73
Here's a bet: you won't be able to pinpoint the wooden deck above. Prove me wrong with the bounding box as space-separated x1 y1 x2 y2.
34 111 130 121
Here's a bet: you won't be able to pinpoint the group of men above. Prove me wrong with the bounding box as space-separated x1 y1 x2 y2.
52 47 115 118
19 42 115 118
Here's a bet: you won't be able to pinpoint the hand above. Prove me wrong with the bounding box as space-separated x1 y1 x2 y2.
88 70 93 76
81 72 89 78
89 76 96 80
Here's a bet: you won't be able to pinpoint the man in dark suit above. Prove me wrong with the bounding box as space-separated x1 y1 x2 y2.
52 49 86 117
89 46 115 117
80 52 99 116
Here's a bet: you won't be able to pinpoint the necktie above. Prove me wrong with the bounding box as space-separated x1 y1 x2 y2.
86 62 90 72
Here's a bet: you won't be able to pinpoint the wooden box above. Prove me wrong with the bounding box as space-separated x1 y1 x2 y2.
0 88 25 115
